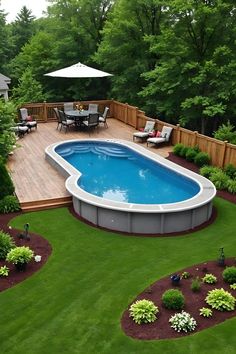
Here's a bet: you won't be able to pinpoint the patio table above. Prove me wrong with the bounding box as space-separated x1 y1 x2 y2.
65 109 97 128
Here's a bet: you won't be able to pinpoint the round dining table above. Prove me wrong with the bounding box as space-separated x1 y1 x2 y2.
65 109 94 128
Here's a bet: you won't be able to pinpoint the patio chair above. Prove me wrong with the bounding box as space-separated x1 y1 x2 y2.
19 108 37 131
99 107 109 128
58 109 75 132
82 113 99 133
64 102 74 113
133 121 155 141
53 107 61 130
11 124 29 138
147 126 173 147
88 103 98 112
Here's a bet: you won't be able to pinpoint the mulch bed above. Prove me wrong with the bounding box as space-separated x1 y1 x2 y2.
121 258 236 340
0 212 52 293
167 152 236 204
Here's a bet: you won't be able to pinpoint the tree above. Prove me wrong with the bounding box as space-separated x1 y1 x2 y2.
10 6 36 58
0 8 12 73
95 0 166 108
140 0 236 134
12 68 47 105
0 100 17 161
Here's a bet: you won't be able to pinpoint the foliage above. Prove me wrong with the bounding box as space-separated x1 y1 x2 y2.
224 164 236 180
179 145 189 158
213 122 236 145
185 148 198 162
172 143 185 156
202 273 217 284
199 307 212 318
162 289 185 310
6 246 34 265
205 288 235 311
222 267 236 284
209 170 229 190
194 152 210 167
129 299 159 324
0 101 17 161
0 159 15 199
227 179 236 194
0 195 20 214
230 283 236 290
169 311 197 333
0 230 15 260
191 276 201 292
0 265 9 277
199 165 221 179
181 271 190 279
12 67 46 105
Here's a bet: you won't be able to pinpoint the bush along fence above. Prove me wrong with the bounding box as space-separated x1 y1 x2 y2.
21 100 236 168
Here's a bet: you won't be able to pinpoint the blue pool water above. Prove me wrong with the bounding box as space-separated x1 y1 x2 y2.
55 141 200 204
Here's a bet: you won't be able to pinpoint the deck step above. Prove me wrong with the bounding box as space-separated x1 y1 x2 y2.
20 196 72 212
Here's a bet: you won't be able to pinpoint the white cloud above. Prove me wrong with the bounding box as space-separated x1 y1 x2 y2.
1 0 49 23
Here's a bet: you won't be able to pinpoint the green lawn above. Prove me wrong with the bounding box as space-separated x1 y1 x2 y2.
1 197 236 354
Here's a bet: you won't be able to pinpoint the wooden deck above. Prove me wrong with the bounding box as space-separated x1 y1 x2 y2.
7 119 172 210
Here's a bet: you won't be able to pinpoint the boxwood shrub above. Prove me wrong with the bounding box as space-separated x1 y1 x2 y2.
194 152 211 167
185 148 198 162
173 143 185 156
223 266 236 284
162 289 185 310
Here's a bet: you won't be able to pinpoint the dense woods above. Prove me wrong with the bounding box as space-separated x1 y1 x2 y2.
0 0 236 136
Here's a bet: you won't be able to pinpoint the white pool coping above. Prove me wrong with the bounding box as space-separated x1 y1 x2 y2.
45 138 216 214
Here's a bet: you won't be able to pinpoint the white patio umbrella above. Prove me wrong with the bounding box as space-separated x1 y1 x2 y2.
44 62 113 78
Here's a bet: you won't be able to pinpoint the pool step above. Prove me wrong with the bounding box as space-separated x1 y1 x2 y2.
20 196 72 212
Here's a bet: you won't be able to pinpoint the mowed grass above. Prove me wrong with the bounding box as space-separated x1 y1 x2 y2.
1 197 236 354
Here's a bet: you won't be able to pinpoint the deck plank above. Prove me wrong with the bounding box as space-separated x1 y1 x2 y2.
8 119 172 204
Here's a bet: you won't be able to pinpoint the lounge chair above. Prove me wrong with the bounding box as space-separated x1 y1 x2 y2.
147 126 173 147
53 107 61 130
99 107 109 128
19 108 37 130
11 124 29 138
88 103 98 112
58 110 75 132
133 121 155 141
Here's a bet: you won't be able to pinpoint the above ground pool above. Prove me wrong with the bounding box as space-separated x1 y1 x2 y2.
45 139 216 235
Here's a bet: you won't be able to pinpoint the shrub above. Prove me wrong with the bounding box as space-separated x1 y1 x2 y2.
205 288 235 311
199 307 213 318
230 283 236 290
0 230 15 259
6 246 34 265
213 121 236 144
185 148 198 162
209 170 229 190
129 299 159 324
202 273 217 284
0 195 20 214
181 271 190 279
162 289 185 310
224 164 236 179
179 146 189 158
199 165 221 179
169 311 197 333
222 266 236 284
227 179 236 194
0 265 9 276
173 143 185 156
194 152 210 167
191 276 201 292
0 159 14 199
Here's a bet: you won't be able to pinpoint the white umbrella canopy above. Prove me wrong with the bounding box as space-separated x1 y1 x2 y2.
45 62 113 78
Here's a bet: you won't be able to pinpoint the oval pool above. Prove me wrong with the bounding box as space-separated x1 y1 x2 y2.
45 139 216 234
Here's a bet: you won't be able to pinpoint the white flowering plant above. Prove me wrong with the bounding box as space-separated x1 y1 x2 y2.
169 311 197 333
34 255 42 262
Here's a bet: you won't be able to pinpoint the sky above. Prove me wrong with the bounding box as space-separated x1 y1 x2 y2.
1 0 49 23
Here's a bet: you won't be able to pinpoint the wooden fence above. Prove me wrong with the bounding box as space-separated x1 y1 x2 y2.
22 99 236 168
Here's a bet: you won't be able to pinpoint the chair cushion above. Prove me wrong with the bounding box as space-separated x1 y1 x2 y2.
156 131 161 137
133 131 149 138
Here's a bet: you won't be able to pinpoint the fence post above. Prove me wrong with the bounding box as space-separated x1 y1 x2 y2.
43 101 47 122
125 103 128 124
220 141 228 168
193 131 198 146
176 124 181 144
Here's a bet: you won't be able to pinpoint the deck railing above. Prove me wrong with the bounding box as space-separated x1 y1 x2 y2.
22 99 236 168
